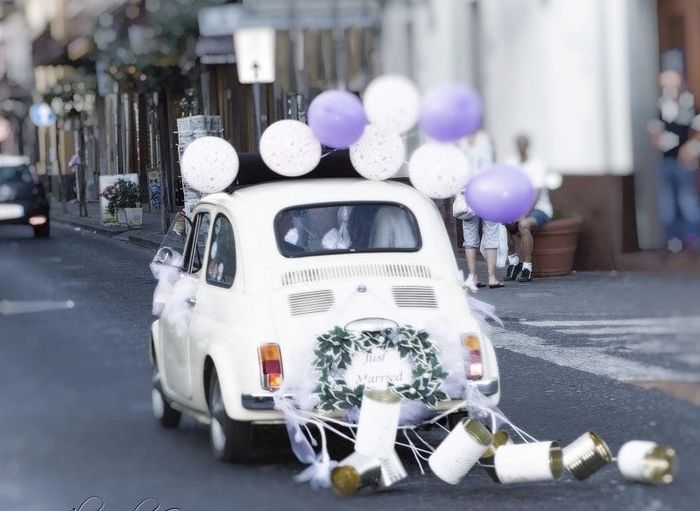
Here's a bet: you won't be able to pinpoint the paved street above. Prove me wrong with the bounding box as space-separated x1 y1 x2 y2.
1 224 699 511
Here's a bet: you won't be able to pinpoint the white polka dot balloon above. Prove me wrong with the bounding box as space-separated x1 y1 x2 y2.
363 74 420 134
260 120 322 177
408 142 471 199
349 125 406 180
181 136 239 194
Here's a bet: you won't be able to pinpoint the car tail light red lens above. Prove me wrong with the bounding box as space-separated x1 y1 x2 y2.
28 215 47 226
258 343 283 391
462 334 483 380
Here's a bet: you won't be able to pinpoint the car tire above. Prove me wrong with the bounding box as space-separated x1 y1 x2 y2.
34 221 50 238
208 368 253 463
152 367 181 429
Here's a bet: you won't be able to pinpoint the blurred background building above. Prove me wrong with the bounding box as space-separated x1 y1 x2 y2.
0 0 697 269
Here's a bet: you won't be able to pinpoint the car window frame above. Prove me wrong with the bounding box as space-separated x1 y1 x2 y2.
273 200 423 259
183 211 211 274
205 213 237 289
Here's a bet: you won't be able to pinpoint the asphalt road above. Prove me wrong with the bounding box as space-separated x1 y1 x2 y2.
1 223 698 511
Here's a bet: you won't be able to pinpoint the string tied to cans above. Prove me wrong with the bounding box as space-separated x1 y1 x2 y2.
274 387 676 495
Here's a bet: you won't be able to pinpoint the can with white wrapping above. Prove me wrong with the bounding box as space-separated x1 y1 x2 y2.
354 389 401 459
480 430 512 482
378 449 408 489
617 440 676 485
562 431 613 480
428 418 493 485
331 452 382 496
494 441 564 484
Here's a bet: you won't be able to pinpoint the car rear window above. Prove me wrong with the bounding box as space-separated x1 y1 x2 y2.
0 166 32 184
275 202 421 257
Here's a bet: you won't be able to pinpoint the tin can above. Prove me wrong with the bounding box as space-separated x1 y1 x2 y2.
617 440 676 485
331 451 382 496
354 389 401 459
428 418 493 485
378 449 408 489
494 441 564 484
480 430 512 482
562 431 613 480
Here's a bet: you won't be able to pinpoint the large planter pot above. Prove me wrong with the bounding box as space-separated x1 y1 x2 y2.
532 216 583 277
116 208 127 226
124 207 143 228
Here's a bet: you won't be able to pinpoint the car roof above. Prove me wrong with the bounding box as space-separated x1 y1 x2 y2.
203 178 428 213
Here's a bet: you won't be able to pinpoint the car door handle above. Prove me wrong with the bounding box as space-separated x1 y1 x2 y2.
186 297 197 306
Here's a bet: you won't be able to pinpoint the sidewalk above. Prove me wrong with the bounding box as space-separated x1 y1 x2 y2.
50 198 168 250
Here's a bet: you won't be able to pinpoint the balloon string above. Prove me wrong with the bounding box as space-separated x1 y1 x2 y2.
321 149 340 159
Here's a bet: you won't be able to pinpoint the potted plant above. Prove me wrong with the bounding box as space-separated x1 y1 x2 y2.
101 179 142 228
532 211 583 277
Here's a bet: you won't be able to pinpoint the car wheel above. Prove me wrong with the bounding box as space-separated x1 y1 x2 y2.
152 367 181 428
34 221 50 238
208 368 252 463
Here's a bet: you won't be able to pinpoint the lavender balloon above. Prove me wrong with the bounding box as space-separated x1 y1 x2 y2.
420 84 483 142
464 164 534 223
308 90 367 149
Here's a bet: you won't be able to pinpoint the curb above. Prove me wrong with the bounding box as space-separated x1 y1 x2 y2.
127 233 162 250
53 216 127 237
54 216 163 251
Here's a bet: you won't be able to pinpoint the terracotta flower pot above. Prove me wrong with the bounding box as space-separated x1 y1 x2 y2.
532 216 583 277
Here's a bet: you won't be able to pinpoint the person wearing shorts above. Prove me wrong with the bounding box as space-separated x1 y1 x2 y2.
504 135 553 282
462 215 504 288
458 131 504 289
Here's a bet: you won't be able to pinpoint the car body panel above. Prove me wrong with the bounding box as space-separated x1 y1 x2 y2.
152 178 500 423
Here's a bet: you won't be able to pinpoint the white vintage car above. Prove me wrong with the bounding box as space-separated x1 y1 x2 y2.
150 177 500 462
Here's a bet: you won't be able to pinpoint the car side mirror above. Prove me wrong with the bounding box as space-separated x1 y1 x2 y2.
172 211 193 238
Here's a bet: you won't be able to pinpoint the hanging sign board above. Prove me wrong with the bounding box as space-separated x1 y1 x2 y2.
233 27 276 84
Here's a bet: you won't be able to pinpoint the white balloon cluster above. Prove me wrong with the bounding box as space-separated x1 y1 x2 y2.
258 74 417 181
182 75 477 199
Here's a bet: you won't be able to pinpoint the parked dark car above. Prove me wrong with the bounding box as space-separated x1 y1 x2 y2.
0 156 50 238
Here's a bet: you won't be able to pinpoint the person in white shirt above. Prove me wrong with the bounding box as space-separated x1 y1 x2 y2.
455 131 504 289
504 135 553 282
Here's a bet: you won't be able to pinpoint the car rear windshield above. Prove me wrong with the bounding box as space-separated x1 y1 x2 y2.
275 202 422 257
0 166 32 184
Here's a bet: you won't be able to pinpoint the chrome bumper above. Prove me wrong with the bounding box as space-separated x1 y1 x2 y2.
241 379 499 411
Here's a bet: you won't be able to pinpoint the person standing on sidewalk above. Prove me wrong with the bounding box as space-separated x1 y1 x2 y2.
504 135 553 283
648 60 700 252
455 130 504 290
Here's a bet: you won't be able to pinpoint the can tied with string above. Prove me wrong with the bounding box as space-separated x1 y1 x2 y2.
378 449 408 489
562 431 613 480
617 440 676 485
494 441 564 484
479 430 512 482
428 418 493 485
354 389 401 459
331 452 382 496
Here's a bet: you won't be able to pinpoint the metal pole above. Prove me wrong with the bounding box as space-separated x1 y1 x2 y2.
252 82 263 150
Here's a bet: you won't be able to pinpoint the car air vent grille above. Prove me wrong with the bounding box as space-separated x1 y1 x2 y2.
391 286 438 309
288 290 335 316
281 263 431 286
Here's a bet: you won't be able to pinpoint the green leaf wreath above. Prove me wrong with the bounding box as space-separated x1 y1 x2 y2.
313 325 449 411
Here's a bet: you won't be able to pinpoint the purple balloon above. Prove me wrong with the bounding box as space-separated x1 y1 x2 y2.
308 90 366 149
464 164 534 223
419 84 483 142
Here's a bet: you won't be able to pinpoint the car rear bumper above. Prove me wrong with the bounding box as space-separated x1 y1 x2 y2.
0 201 49 226
241 378 499 411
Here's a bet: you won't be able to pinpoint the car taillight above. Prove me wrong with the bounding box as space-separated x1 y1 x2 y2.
258 343 283 391
462 333 483 380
